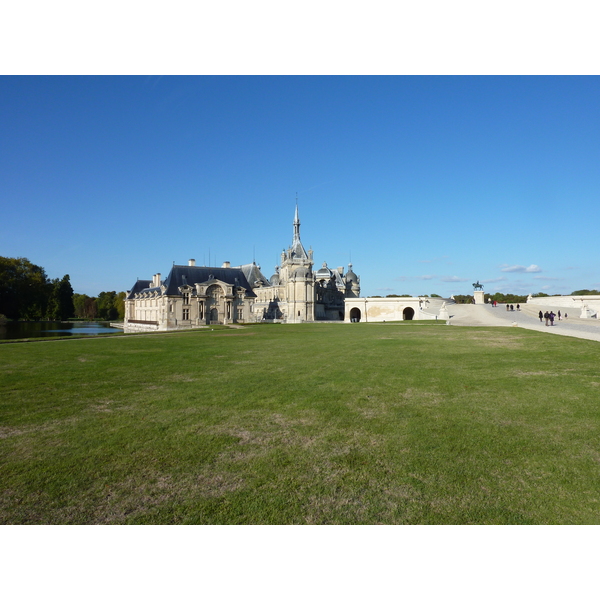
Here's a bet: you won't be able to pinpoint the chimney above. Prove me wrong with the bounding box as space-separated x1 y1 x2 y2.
153 273 161 287
188 259 196 267
222 261 231 268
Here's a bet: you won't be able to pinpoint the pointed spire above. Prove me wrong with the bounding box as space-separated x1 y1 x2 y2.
290 199 309 261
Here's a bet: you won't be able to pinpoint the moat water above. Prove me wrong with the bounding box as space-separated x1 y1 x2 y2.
0 321 122 340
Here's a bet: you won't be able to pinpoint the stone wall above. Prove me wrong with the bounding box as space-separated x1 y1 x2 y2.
344 297 440 323
527 295 600 318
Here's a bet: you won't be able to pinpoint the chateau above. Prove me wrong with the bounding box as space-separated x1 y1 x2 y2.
124 206 361 331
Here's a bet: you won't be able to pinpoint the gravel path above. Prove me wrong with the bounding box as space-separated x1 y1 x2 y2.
447 302 600 343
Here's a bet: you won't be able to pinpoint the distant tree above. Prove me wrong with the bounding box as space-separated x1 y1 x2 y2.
46 275 74 320
430 294 441 298
369 295 383 298
0 256 50 320
489 292 528 304
115 292 126 320
532 292 549 297
571 289 600 296
97 291 119 320
84 296 98 319
73 293 87 318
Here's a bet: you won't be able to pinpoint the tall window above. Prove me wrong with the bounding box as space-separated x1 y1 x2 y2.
183 308 190 320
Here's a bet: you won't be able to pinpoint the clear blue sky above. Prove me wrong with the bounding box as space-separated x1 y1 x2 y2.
2 75 599 298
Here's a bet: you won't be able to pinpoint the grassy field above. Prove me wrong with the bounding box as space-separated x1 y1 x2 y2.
1 321 600 524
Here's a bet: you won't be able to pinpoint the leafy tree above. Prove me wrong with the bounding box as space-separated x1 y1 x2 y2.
0 256 50 320
73 293 87 318
115 291 126 320
97 291 119 320
488 292 528 304
85 296 98 319
571 289 600 296
430 294 441 298
46 275 74 320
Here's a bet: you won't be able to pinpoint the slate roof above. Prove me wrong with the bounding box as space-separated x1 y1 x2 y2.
126 279 153 300
240 263 271 288
169 263 276 296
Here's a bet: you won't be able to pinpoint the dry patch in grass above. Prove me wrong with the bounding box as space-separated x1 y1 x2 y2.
0 415 81 440
401 387 444 405
212 332 256 337
513 370 559 377
59 470 246 524
464 333 524 348
168 374 197 383
304 491 368 524
0 426 26 439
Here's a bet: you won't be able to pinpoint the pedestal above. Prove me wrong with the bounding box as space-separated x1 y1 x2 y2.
474 290 485 305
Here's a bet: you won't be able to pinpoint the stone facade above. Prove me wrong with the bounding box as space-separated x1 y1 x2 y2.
124 206 360 331
344 296 443 323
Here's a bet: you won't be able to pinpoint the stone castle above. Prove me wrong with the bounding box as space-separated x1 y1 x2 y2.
124 206 361 331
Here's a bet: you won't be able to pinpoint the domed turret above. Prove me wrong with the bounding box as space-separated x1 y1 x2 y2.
316 261 332 281
294 266 311 280
345 263 358 283
345 263 360 298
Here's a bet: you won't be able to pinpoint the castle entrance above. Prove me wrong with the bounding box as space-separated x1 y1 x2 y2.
403 307 414 320
350 307 361 322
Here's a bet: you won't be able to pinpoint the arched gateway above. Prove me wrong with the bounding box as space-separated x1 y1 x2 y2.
348 307 361 322
403 307 414 320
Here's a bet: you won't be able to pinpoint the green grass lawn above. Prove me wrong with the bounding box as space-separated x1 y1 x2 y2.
1 322 600 524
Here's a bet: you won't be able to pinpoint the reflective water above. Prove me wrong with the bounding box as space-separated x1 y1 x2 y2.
0 321 122 340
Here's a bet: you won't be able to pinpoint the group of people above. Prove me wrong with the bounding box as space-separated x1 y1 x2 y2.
505 304 520 311
539 310 566 326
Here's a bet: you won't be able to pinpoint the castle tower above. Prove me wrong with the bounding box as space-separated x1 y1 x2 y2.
279 204 314 322
345 263 361 298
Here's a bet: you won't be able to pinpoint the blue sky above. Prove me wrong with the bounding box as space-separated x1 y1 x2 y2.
2 75 599 298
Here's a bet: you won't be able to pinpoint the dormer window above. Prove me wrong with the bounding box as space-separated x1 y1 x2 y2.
182 291 190 304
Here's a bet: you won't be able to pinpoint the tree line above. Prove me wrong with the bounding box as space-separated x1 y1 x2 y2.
0 256 125 321
73 291 126 321
371 291 598 304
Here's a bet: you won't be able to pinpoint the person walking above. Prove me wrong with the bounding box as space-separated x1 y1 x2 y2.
544 311 550 326
516 304 520 311
506 304 509 311
510 304 514 311
558 310 561 320
550 311 555 326
539 310 543 323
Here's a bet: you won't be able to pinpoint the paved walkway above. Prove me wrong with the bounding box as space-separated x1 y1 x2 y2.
447 302 600 343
